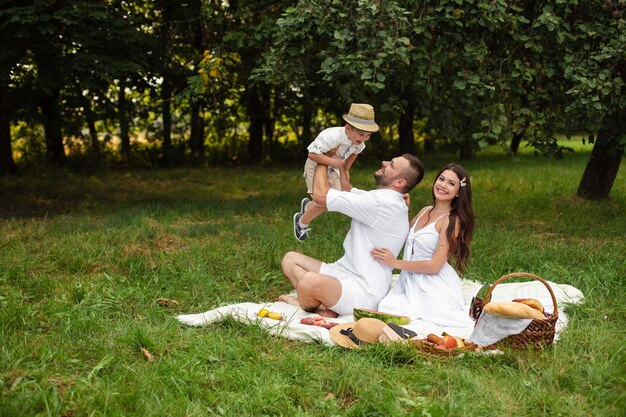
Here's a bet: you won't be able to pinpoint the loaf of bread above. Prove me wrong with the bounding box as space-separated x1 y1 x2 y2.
483 301 545 320
512 298 544 313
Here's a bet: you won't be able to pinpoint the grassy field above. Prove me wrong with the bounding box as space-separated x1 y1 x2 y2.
1 143 625 416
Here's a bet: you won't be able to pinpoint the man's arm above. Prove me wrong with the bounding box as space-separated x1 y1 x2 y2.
312 164 331 208
339 166 352 191
343 153 358 171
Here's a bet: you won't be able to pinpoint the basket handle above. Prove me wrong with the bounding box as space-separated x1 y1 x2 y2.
480 272 558 319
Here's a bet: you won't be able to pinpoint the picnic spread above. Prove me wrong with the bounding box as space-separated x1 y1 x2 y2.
177 274 584 353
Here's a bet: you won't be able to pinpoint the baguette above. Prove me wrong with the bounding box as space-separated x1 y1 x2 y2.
483 301 545 320
512 298 544 313
426 334 443 345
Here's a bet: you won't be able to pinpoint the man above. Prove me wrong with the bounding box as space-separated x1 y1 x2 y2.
279 154 425 317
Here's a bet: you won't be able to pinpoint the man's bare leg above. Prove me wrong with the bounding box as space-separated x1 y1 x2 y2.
280 252 342 316
278 295 337 318
279 251 322 306
281 251 322 289
315 307 339 318
295 272 342 314
277 294 300 306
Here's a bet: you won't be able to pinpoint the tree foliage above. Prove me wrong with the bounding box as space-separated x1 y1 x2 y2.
257 0 624 197
0 0 623 197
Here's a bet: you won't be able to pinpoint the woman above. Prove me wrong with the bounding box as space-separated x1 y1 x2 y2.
371 163 474 327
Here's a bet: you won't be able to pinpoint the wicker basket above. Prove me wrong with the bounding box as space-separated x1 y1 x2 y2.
411 339 487 357
469 272 558 349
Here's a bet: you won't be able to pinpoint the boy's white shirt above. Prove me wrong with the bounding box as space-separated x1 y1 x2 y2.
307 127 365 175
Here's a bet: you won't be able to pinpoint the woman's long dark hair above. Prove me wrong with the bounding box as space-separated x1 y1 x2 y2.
431 163 474 274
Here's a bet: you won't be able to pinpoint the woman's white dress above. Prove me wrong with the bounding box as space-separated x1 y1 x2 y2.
377 210 473 327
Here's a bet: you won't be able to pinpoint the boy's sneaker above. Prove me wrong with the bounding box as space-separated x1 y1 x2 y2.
300 197 311 215
293 212 310 242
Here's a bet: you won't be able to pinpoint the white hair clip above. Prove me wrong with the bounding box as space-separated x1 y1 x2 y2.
460 177 467 187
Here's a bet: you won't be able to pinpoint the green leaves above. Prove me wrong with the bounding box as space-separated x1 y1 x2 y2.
3 0 624 174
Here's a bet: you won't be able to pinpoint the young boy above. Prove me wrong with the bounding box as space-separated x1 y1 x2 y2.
293 103 379 241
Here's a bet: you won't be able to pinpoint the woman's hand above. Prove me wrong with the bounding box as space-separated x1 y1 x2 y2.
402 193 411 210
370 247 396 268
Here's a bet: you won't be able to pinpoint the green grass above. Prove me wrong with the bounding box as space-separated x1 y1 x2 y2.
1 144 625 416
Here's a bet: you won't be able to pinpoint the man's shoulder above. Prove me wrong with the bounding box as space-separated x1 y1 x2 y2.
369 188 403 199
339 188 402 197
335 188 404 208
371 189 409 213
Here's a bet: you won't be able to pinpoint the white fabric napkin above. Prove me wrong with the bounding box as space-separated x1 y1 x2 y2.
469 312 533 346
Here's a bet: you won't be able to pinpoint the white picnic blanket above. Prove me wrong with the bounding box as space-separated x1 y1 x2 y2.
176 277 585 346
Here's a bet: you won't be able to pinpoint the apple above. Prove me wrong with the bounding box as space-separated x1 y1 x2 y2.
442 335 458 349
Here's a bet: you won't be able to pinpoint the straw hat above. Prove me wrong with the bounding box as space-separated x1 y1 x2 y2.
329 318 387 348
342 103 379 133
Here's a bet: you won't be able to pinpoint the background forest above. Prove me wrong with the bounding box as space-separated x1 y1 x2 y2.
0 0 624 198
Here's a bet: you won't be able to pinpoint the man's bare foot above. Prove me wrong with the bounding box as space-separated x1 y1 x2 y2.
315 307 338 318
278 294 301 307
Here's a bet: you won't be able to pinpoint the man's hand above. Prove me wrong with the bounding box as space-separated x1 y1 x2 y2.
339 167 352 191
330 158 345 170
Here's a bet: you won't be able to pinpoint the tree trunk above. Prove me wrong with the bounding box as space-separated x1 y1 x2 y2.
157 0 176 166
118 79 131 164
459 139 474 159
189 101 205 165
577 124 624 199
34 44 65 167
161 77 174 165
300 100 314 146
83 96 100 161
398 94 416 154
39 86 66 166
246 86 264 162
263 88 275 156
423 121 435 152
509 130 523 154
510 116 530 154
0 84 16 174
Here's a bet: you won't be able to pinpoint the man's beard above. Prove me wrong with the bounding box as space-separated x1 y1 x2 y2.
374 171 390 187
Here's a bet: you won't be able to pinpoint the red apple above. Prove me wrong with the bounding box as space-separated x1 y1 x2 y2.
443 335 458 349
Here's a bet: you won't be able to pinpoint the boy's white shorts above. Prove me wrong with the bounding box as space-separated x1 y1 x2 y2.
303 158 341 194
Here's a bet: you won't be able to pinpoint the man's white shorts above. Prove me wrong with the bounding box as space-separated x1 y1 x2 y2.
319 262 378 316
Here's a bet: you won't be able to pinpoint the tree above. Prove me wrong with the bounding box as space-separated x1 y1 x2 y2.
560 1 625 199
1 0 154 168
236 1 290 163
0 9 21 174
257 0 623 196
0 83 16 174
255 0 419 155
